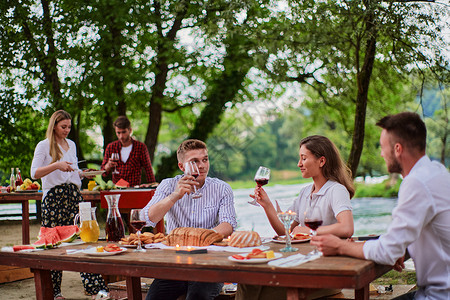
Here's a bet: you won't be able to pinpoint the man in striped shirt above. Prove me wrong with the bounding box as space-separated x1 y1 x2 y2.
141 139 237 300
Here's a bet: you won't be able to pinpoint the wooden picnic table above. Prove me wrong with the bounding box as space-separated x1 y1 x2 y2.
0 241 392 300
0 189 159 245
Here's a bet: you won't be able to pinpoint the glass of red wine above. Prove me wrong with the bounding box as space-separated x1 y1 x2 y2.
184 161 202 199
111 153 120 174
304 200 323 255
248 166 270 206
130 209 146 252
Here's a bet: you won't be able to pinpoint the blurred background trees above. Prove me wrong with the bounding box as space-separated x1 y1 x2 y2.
0 0 449 183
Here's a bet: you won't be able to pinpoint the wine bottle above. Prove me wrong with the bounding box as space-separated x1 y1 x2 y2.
15 168 23 187
9 168 16 191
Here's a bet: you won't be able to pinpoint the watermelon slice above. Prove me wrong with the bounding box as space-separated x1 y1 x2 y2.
115 178 129 188
55 225 80 243
13 245 36 252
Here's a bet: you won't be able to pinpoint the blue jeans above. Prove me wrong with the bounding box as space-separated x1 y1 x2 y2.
145 279 223 300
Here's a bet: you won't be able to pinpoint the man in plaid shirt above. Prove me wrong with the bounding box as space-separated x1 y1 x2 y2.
101 116 155 187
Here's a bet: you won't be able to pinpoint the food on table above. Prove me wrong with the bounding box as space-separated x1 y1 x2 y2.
104 244 122 252
16 178 40 191
93 177 116 190
292 233 310 240
13 245 36 252
163 227 223 247
119 232 165 246
231 249 274 260
96 246 104 252
229 231 261 248
115 179 129 188
32 225 81 249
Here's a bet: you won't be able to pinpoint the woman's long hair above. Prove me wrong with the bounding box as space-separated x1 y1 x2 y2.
300 135 355 198
46 110 72 163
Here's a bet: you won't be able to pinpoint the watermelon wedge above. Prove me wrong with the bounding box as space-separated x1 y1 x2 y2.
13 245 36 252
115 178 129 188
34 225 81 248
55 225 80 243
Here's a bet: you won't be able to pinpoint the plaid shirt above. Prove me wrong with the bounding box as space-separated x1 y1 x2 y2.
101 139 155 186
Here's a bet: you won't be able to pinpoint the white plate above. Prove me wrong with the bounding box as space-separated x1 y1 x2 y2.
83 247 127 256
228 252 282 264
272 235 311 244
81 170 105 176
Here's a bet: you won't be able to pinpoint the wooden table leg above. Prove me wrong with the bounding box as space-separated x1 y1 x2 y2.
355 285 369 300
32 269 53 300
126 276 142 300
22 200 30 244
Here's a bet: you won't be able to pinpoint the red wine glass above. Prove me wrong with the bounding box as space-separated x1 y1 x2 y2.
304 200 323 255
184 161 202 199
248 166 270 206
130 209 146 252
111 153 120 174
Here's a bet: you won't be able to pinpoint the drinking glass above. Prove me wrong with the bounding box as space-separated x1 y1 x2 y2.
184 161 202 199
248 166 270 206
304 200 323 255
130 209 146 252
277 211 298 252
111 153 120 174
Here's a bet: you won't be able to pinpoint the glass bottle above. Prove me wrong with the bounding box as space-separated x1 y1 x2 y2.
9 168 16 191
105 194 125 242
15 168 23 187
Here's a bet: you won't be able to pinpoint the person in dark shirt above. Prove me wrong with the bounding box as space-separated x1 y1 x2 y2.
101 116 155 187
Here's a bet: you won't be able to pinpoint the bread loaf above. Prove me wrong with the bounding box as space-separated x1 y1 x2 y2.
163 227 223 247
229 231 261 248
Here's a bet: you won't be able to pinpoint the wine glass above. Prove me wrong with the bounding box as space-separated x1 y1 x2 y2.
304 199 323 255
277 210 298 252
130 209 146 252
248 166 270 206
111 153 119 174
183 161 202 199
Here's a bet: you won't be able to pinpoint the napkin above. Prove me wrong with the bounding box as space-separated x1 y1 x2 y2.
268 252 321 268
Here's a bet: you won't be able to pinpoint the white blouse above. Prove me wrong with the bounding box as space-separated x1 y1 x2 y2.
31 138 82 199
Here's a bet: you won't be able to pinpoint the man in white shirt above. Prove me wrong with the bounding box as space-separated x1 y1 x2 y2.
311 112 450 300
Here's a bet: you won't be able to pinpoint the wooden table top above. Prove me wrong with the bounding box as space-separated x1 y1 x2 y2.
0 241 391 290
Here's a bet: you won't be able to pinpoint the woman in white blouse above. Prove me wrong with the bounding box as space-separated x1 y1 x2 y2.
31 110 108 300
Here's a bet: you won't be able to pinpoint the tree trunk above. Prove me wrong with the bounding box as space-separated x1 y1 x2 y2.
347 10 377 178
156 41 252 180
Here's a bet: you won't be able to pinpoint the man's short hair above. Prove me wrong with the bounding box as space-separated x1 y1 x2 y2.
177 139 207 162
113 116 131 129
376 112 426 152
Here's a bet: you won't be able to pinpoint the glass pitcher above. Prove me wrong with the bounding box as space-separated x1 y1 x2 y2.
105 194 125 242
74 203 100 243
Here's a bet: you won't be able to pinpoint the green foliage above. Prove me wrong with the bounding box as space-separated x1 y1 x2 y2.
354 179 401 198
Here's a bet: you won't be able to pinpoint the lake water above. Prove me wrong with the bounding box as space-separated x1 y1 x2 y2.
233 183 397 237
0 183 397 237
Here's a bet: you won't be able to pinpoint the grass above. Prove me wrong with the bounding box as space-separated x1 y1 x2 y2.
374 270 417 285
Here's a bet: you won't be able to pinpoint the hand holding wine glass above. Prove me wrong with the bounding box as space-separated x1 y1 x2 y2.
304 199 323 255
111 153 120 174
183 161 202 199
248 166 270 206
130 209 146 252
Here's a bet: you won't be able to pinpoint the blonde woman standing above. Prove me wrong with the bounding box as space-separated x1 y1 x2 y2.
31 110 108 300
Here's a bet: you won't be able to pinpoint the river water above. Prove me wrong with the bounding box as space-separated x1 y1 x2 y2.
234 183 397 237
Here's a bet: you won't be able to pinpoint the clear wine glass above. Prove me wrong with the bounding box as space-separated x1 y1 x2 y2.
184 161 202 199
248 166 270 206
304 199 323 255
277 211 298 252
111 153 120 174
130 209 146 252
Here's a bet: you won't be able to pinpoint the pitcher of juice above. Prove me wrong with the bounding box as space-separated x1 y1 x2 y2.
105 194 125 242
74 202 100 243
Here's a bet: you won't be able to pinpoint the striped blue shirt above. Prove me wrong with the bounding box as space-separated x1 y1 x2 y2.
142 175 237 233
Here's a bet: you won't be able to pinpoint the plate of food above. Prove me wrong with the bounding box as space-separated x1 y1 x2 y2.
228 249 282 264
81 170 105 177
15 189 39 193
272 233 311 244
83 245 127 256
